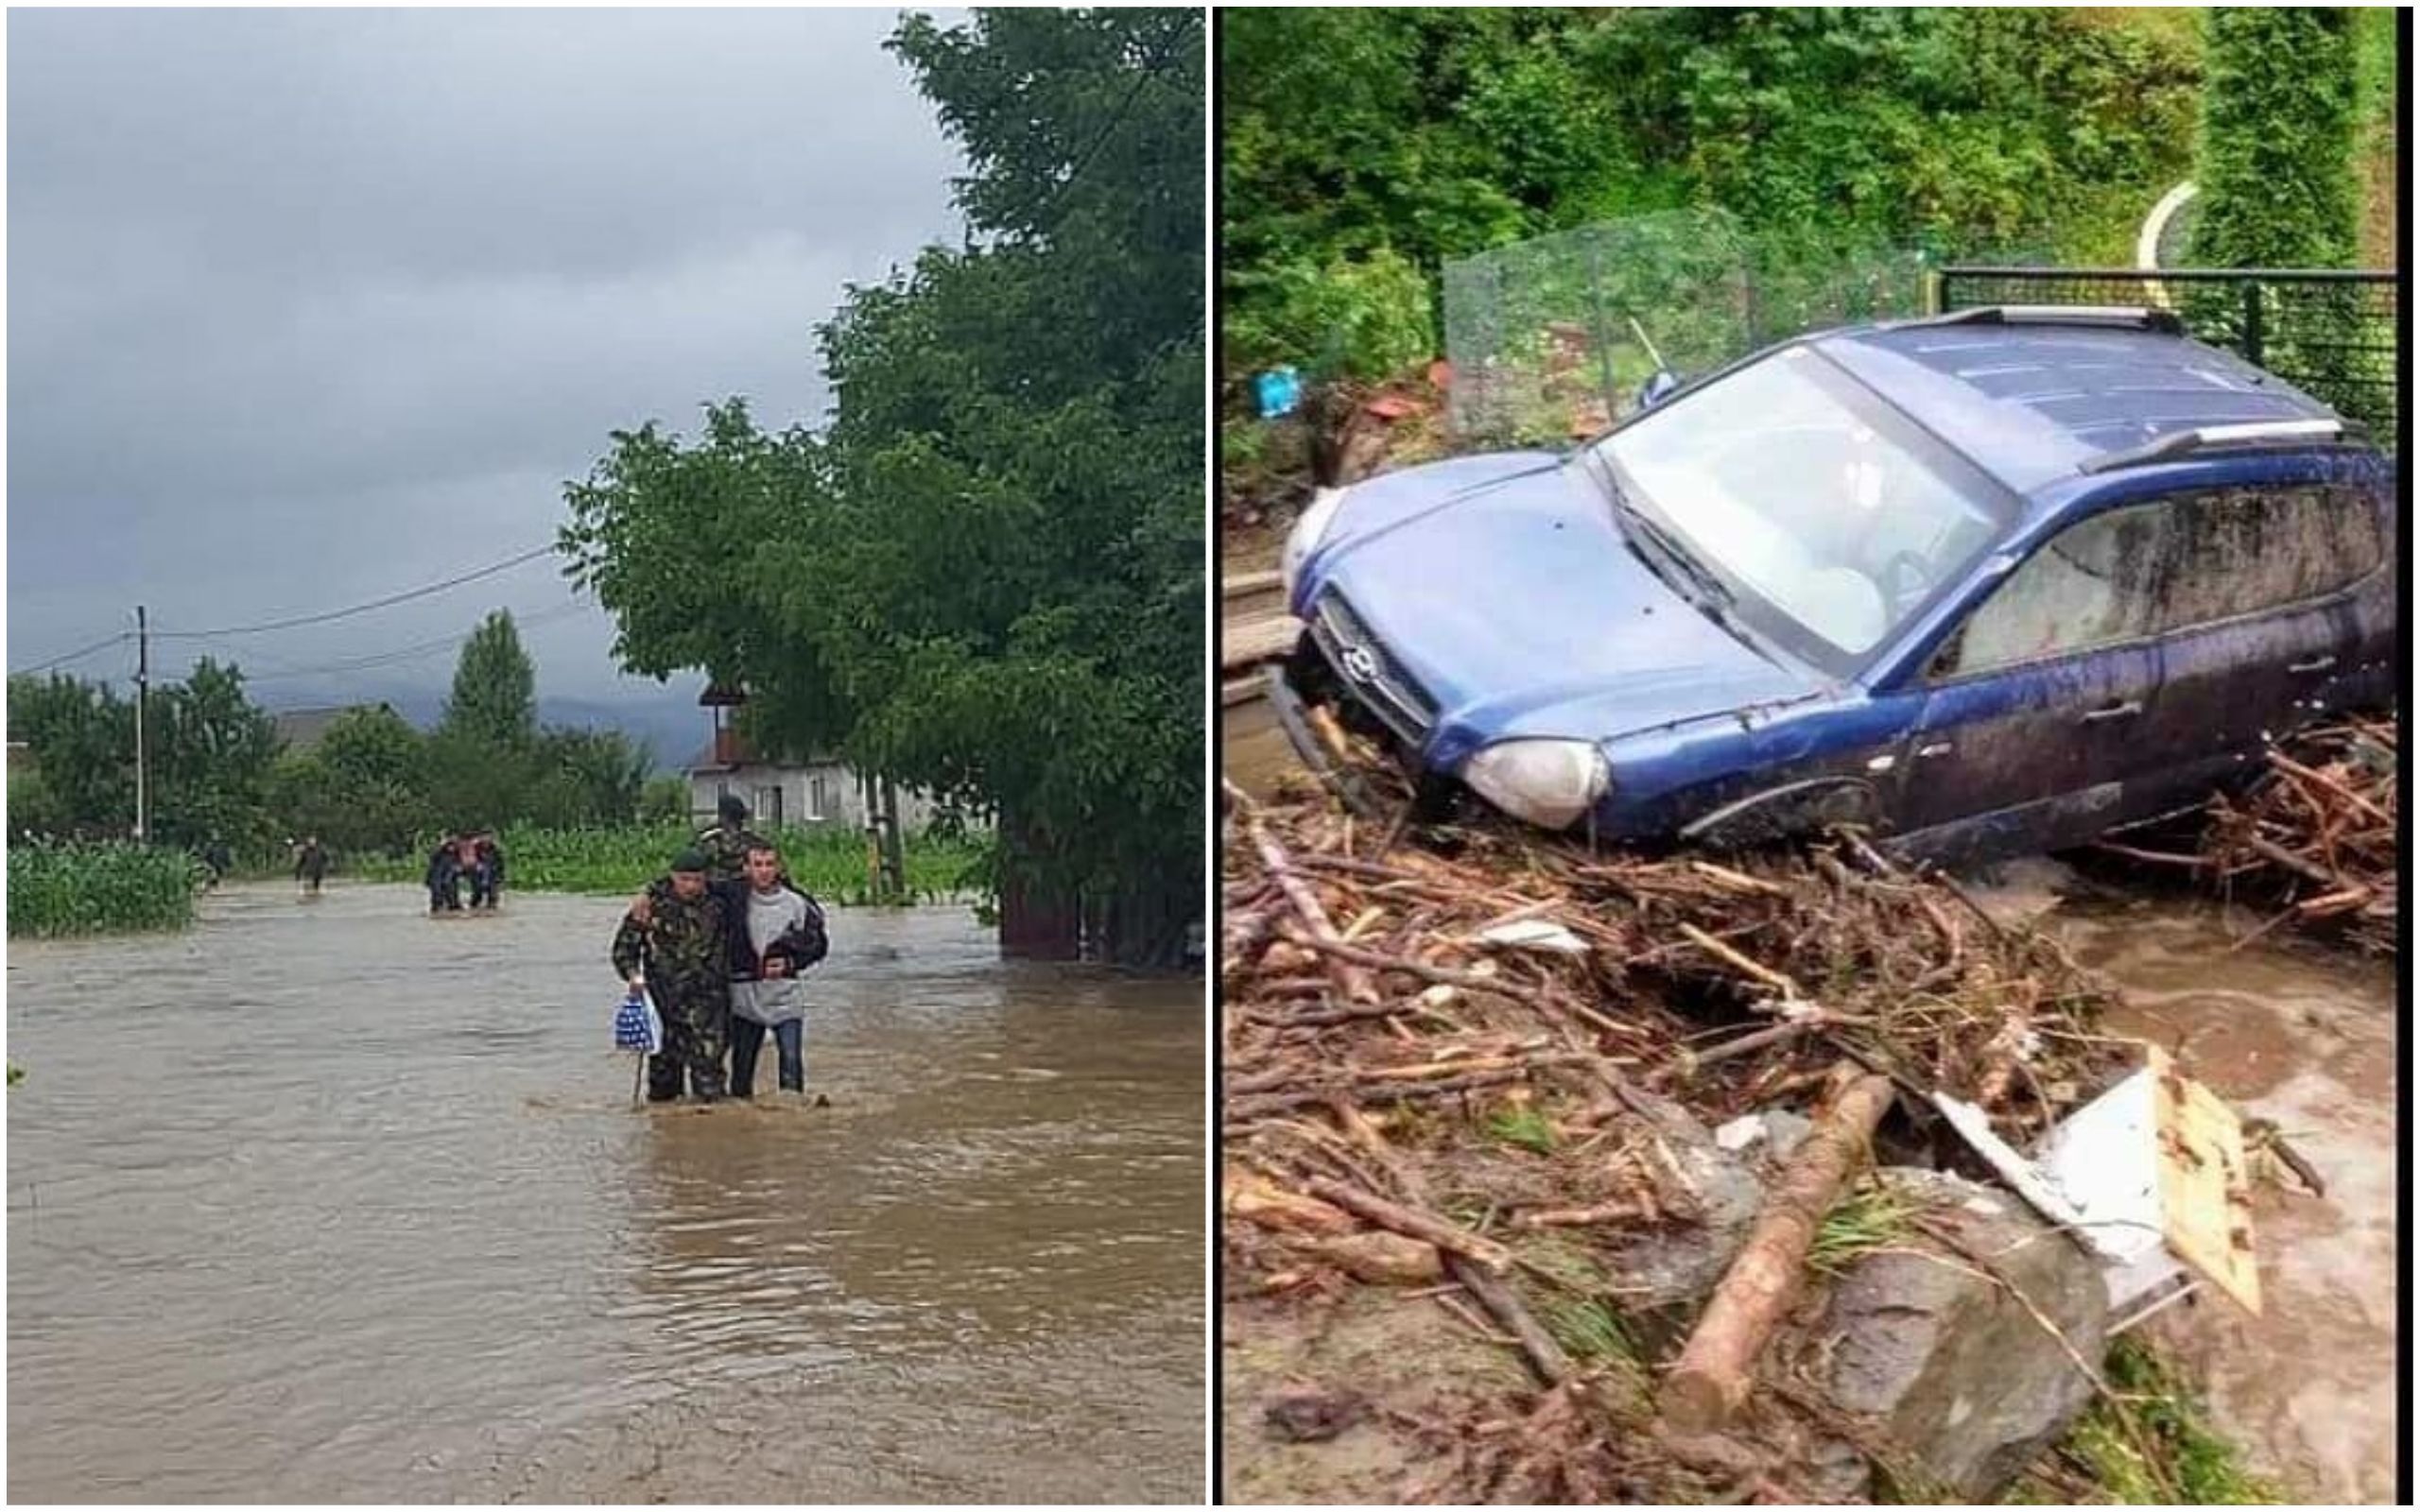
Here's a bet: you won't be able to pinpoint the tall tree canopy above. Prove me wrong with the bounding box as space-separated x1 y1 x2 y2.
2191 8 2360 268
441 610 538 750
563 8 1204 965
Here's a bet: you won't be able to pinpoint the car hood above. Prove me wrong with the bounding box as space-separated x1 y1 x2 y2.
1305 453 1826 765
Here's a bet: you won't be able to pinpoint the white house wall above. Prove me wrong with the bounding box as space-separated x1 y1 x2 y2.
688 763 943 834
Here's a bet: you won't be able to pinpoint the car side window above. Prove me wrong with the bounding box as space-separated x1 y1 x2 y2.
1939 500 2168 676
2145 484 2382 633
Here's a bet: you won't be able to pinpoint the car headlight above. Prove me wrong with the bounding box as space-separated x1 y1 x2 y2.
1461 739 1610 831
1280 486 1351 603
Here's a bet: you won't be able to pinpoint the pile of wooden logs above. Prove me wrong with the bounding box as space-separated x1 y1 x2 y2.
1221 777 2132 1498
2201 713 2397 954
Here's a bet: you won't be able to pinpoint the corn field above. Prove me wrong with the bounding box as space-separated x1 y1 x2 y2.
9 841 202 937
351 821 994 905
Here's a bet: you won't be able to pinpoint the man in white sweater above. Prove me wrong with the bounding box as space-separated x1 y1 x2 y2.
726 842 828 1099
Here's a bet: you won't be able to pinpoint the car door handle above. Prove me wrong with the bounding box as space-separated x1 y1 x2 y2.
2079 700 2141 724
1915 741 1953 759
2288 654 2336 675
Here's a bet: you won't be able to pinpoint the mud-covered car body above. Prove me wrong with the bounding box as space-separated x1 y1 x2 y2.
1274 308 2397 867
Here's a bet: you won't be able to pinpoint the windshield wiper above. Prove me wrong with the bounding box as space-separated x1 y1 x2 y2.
1610 488 1733 611
1596 477 1772 657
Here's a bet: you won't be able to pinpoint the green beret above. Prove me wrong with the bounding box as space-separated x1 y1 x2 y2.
669 847 710 874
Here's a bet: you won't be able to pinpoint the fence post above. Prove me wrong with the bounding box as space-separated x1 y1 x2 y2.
1924 267 1944 317
2240 282 2265 368
1583 234 1620 426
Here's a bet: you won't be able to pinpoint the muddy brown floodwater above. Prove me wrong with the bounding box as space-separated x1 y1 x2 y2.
9 884 1204 1503
2036 883 2400 1505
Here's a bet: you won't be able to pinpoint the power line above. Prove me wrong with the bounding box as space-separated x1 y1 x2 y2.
9 630 133 678
237 601 590 685
153 542 560 640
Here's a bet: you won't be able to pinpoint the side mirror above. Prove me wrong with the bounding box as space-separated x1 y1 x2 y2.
1635 369 1681 410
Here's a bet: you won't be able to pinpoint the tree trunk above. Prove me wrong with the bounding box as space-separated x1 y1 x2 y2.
1659 1068 1896 1434
996 810 1081 960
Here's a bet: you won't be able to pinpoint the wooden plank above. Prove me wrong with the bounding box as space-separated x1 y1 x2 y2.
2150 1046 2262 1314
1221 568 1284 598
1220 614 1302 671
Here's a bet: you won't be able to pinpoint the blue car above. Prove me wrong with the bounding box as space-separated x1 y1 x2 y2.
1270 307 2397 867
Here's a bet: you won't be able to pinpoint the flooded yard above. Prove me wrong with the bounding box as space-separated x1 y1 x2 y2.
2047 890 2398 1504
9 884 1204 1503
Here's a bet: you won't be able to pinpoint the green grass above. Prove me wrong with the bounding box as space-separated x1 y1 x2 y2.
8 840 201 937
1483 1104 1559 1155
1543 1296 1640 1368
350 821 992 905
1808 1178 1921 1276
2015 1339 2279 1504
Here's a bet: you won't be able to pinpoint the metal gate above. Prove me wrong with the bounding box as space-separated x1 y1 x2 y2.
1938 266 2399 453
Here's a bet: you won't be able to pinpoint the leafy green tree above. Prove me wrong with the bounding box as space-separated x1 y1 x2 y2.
268 703 432 855
441 610 538 751
523 727 651 829
640 775 692 823
563 8 1203 965
6 674 134 839
2191 8 2360 267
146 659 280 850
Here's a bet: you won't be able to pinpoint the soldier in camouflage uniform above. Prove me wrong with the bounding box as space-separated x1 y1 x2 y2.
697 793 774 884
612 847 737 1101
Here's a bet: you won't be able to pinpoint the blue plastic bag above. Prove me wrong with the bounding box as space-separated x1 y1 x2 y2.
614 988 663 1055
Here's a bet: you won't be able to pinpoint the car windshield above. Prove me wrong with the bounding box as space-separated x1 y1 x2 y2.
1591 344 2008 666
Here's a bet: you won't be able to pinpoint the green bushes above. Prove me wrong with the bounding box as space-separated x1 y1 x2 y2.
8 841 199 937
1222 9 2207 384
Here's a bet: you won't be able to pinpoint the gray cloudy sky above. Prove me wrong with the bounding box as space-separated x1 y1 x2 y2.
8 7 963 759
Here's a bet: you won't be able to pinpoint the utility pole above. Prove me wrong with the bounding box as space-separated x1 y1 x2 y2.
133 604 149 843
878 776 907 902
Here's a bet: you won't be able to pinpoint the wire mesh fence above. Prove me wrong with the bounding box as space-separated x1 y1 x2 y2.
1937 266 2399 453
1439 209 2398 458
1440 209 1937 449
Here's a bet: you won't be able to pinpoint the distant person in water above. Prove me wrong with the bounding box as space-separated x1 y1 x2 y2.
292 835 329 896
425 834 464 913
200 836 233 888
467 832 506 910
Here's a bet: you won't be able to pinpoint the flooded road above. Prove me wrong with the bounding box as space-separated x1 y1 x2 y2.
9 884 1204 1503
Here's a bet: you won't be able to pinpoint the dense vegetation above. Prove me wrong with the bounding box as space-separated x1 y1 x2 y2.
353 820 988 905
9 840 200 937
9 610 658 866
1223 8 2210 381
1223 8 2388 387
2192 8 2360 267
562 9 1203 966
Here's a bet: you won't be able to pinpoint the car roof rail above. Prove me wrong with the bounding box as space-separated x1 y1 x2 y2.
2077 417 2360 474
1909 304 2187 335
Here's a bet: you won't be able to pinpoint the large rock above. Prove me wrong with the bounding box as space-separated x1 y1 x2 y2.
1791 1167 2109 1500
1599 1090 1767 1319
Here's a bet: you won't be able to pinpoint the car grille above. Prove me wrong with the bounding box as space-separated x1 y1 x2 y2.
1308 588 1438 746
